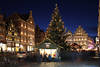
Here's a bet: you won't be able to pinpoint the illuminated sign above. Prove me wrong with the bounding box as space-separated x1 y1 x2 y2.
45 43 51 48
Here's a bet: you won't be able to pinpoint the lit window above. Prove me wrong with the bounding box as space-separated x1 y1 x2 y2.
84 42 86 45
16 43 19 47
21 23 23 27
59 19 62 22
74 39 75 41
21 39 23 42
9 37 12 40
7 47 11 52
33 29 34 32
10 28 11 30
25 25 26 28
30 21 32 23
55 19 57 21
25 32 26 35
14 38 16 41
24 39 26 42
85 38 87 40
11 24 14 27
17 39 19 41
14 32 17 36
21 32 23 35
8 31 12 34
20 45 23 49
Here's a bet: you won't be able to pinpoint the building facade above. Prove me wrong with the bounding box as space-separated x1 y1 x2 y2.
97 0 100 52
73 26 88 50
6 10 35 52
0 13 6 51
18 11 35 51
66 26 94 50
98 0 100 38
6 20 20 52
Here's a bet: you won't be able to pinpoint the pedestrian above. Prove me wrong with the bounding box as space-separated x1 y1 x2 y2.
48 54 52 62
43 54 47 62
40 54 43 62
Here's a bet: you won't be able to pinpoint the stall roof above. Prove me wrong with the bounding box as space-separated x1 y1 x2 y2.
36 38 57 49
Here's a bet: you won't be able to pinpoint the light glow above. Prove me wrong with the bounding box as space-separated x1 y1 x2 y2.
16 43 19 46
7 47 11 51
0 43 7 51
39 49 57 58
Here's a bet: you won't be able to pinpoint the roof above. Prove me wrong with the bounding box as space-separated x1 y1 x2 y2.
36 38 57 49
7 13 29 21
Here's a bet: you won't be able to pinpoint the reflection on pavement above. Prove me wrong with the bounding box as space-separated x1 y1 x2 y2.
18 61 100 67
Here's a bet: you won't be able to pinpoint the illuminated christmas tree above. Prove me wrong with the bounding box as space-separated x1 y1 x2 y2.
46 4 68 50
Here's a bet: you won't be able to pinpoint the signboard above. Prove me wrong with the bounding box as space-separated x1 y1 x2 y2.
45 43 51 48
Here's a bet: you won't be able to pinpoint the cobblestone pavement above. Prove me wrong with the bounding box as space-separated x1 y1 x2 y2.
17 60 100 67
0 57 100 67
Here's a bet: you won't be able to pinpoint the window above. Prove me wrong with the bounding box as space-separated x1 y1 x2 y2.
25 32 26 35
33 29 34 32
10 28 11 30
21 39 23 42
21 32 23 35
14 32 17 36
21 23 23 27
8 31 12 35
30 21 32 23
25 24 26 28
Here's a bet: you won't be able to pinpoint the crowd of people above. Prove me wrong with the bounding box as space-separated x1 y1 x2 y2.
25 49 59 62
40 54 52 62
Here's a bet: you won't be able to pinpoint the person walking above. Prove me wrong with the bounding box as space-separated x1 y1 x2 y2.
40 54 43 62
48 54 52 62
43 54 47 62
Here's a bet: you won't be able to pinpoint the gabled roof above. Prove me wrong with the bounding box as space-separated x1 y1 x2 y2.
66 30 72 36
7 13 29 21
6 10 33 22
74 25 88 36
36 38 57 49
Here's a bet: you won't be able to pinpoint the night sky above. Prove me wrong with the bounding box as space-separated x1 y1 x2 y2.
0 0 99 38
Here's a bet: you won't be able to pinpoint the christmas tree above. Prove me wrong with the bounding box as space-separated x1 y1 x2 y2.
46 4 68 50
